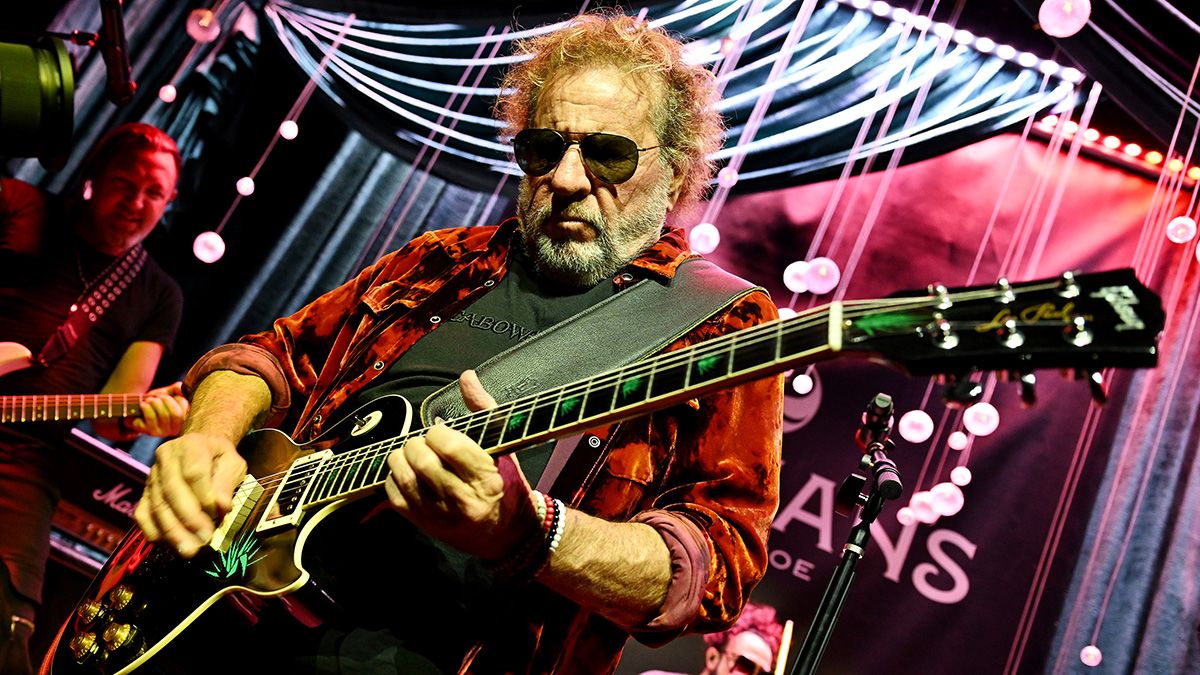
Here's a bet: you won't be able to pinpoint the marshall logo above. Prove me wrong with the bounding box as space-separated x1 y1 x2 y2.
1090 285 1146 332
976 302 1091 333
93 482 139 518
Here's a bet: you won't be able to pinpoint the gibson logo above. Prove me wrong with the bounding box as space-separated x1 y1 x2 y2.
93 483 139 517
976 302 1089 333
1090 285 1145 332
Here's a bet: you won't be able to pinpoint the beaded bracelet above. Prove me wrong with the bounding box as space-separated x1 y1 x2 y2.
489 490 555 580
533 498 567 577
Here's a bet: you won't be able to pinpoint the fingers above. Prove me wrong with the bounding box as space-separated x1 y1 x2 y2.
459 369 498 412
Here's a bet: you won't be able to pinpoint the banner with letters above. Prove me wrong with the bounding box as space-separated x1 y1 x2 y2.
618 133 1181 675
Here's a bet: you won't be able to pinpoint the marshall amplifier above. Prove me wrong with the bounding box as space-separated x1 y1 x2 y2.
50 427 148 571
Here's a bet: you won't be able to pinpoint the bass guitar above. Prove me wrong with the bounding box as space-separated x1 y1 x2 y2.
0 342 149 424
41 269 1165 674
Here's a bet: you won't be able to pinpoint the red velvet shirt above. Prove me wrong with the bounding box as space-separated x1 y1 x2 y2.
185 220 784 673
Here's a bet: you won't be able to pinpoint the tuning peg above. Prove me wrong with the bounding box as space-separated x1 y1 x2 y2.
1016 370 1037 407
941 373 983 408
1084 369 1107 404
1059 270 1081 298
997 277 1016 304
928 283 952 309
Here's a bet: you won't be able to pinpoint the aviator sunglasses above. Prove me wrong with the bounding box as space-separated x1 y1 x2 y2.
512 128 659 184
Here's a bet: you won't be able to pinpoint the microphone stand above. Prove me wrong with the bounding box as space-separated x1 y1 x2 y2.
790 393 905 675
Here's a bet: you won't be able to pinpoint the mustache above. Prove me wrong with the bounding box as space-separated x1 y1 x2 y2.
527 197 606 232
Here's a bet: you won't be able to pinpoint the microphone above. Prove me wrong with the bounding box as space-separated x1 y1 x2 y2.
98 0 136 105
854 392 894 450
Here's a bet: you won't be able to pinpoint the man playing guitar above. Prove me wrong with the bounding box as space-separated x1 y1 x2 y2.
0 123 189 675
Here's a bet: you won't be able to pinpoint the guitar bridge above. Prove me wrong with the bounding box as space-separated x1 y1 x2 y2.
209 475 264 554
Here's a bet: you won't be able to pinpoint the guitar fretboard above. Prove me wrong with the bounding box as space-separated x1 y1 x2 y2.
0 394 147 424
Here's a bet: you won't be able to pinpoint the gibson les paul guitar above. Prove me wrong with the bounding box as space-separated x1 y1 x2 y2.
42 269 1165 674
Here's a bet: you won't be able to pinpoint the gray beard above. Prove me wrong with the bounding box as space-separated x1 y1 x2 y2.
515 177 671 288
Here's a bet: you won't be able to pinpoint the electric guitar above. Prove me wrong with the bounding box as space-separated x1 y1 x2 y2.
42 269 1165 674
0 343 150 425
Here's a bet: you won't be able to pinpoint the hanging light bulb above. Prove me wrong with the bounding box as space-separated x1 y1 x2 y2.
279 120 299 140
236 176 255 196
689 222 720 254
896 506 916 526
951 465 972 486
803 257 841 294
1038 0 1091 38
963 401 1000 436
909 491 939 524
1079 644 1102 667
930 482 965 516
791 373 814 396
158 84 177 103
186 8 222 43
1166 216 1197 244
193 231 226 263
716 166 739 189
782 261 810 293
898 409 934 443
948 431 969 450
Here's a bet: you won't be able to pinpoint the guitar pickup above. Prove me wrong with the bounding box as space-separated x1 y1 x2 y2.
256 450 333 534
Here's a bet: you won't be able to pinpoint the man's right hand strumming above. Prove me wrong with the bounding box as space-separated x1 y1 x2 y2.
134 370 273 558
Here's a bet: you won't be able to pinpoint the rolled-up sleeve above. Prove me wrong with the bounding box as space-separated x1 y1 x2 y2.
183 343 292 427
626 509 710 643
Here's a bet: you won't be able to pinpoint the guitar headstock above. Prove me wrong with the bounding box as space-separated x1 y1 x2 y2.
839 269 1165 386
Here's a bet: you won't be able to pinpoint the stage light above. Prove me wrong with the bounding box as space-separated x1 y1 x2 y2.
974 37 995 54
0 38 75 169
870 2 890 17
803 257 841 294
995 44 1017 61
1168 158 1185 173
279 119 299 140
963 401 1000 436
948 431 969 450
1063 121 1080 134
158 84 177 103
1189 167 1200 181
896 507 915 526
1083 128 1100 142
1079 644 1102 667
1102 135 1121 149
689 222 720 254
951 465 972 486
1123 143 1142 157
1145 151 1164 165
193 231 226 263
1040 114 1059 128
952 29 974 45
1039 0 1091 39
236 176 255 196
716 166 739 189
891 8 911 23
898 409 935 443
1017 52 1040 68
187 8 222 44
1166 216 1196 244
1060 67 1084 83
783 261 810 293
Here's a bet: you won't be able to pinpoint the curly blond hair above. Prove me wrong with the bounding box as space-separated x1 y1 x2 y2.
496 11 725 211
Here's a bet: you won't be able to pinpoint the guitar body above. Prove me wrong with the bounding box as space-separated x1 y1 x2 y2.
40 395 413 675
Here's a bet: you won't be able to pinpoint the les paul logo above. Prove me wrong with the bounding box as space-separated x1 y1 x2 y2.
975 301 1091 333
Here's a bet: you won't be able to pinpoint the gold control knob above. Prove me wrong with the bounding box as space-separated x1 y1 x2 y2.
68 632 100 664
77 599 107 625
107 584 135 611
102 622 138 651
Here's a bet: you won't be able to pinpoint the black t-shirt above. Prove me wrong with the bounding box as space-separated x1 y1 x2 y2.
0 199 183 432
307 247 617 672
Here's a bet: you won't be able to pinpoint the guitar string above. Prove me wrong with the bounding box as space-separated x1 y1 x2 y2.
222 282 1083 503
223 282 1092 504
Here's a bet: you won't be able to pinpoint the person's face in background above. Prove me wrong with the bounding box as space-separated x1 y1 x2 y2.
78 149 177 256
705 631 774 675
